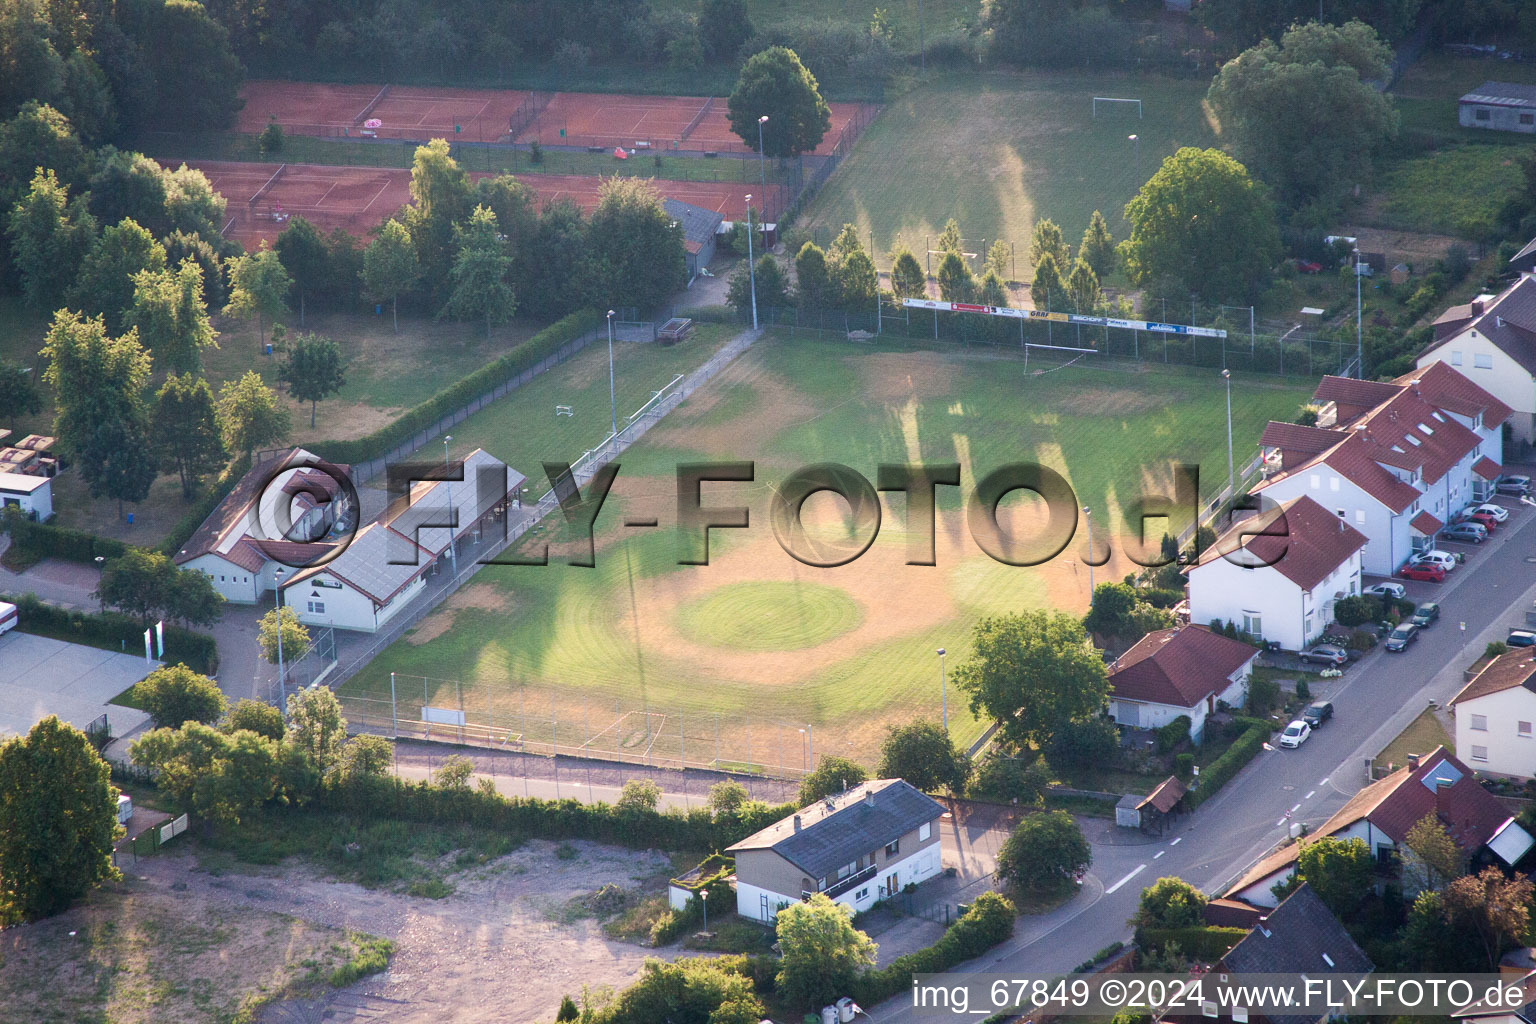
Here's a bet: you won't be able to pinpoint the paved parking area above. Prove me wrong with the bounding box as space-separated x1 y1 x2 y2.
0 631 153 739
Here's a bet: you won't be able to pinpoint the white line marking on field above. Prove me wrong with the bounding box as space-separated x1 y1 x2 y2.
1304 790 1315 800
1104 864 1148 895
1154 850 1165 859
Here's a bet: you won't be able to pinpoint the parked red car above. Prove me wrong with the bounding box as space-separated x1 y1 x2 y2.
1399 563 1447 582
1296 260 1323 274
1464 510 1499 531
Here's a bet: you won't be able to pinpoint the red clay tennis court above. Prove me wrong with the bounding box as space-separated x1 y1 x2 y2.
237 81 530 143
517 92 875 157
180 159 785 247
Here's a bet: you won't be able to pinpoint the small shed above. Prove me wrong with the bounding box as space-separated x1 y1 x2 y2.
664 198 724 279
1116 776 1187 833
1460 81 1536 134
1114 793 1143 829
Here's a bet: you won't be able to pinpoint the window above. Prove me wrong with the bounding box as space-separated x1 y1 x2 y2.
1329 476 1340 491
219 575 225 582
1335 508 1346 519
1471 745 1489 762
1471 714 1488 731
1521 722 1532 737
855 887 869 901
920 822 931 841
307 600 326 614
885 839 900 857
1451 351 1463 366
1523 113 1535 125
838 861 856 880
1475 353 1494 369
1355 509 1366 525
1243 612 1262 637
1476 108 1491 121
1310 473 1321 490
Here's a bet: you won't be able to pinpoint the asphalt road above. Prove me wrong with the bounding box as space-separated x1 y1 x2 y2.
869 486 1536 1021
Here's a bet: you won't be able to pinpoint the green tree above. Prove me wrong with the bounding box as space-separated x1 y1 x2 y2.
129 722 281 826
163 230 228 306
1206 21 1397 206
1079 210 1115 279
160 164 228 241
706 779 750 816
0 102 89 209
135 664 227 728
70 218 167 332
1133 876 1207 930
0 361 41 430
361 219 420 333
79 415 158 516
440 205 516 335
1066 257 1100 313
617 778 662 813
827 223 876 312
890 247 926 299
595 958 762 1023
877 720 971 794
727 47 831 158
775 893 878 1009
726 253 788 319
1403 813 1465 894
258 119 283 156
286 686 346 773
258 605 311 665
985 238 1012 280
1030 252 1065 311
164 559 224 628
0 717 120 922
798 754 869 804
1119 148 1281 303
279 332 346 427
119 0 243 131
1296 837 1373 918
7 167 95 311
936 250 975 302
224 248 291 351
218 370 290 458
95 547 222 626
333 735 394 783
126 259 218 373
1046 717 1119 770
978 269 1008 309
433 754 474 790
401 139 472 300
1029 219 1071 277
953 611 1109 749
794 241 832 309
275 216 330 324
996 809 1090 898
589 177 687 311
86 150 170 237
223 699 285 741
699 0 754 61
152 373 227 498
1083 581 1139 640
937 218 964 256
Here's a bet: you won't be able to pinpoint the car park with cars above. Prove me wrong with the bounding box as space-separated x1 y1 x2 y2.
1278 720 1312 748
1472 503 1510 523
1461 509 1500 531
1411 550 1458 572
1385 623 1419 651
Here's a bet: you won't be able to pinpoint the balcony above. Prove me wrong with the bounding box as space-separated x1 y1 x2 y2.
803 863 878 902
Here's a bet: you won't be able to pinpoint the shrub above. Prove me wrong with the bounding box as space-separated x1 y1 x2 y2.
1247 676 1280 717
2 592 218 674
1047 717 1120 770
1156 715 1191 754
1486 641 1510 660
851 891 1015 1005
1333 595 1381 627
1137 925 1247 962
2 508 128 566
1186 723 1268 809
996 810 1090 898
1295 678 1311 702
1140 588 1183 609
968 752 1049 805
617 778 662 813
1133 877 1206 930
1174 753 1195 778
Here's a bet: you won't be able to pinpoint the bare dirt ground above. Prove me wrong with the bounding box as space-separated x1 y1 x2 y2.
0 868 384 1024
140 838 677 1024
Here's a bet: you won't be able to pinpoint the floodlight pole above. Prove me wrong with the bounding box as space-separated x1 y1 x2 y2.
1354 248 1364 378
444 435 456 568
937 648 947 734
1223 369 1234 505
606 310 618 443
1083 508 1094 594
274 567 287 709
1129 133 1140 183
745 196 759 331
757 115 768 191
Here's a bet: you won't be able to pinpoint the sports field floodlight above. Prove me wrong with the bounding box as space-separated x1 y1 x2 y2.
606 311 617 441
1222 369 1234 503
274 566 288 708
1128 133 1140 182
1082 507 1093 594
757 115 768 189
745 196 759 331
444 435 456 568
937 648 947 734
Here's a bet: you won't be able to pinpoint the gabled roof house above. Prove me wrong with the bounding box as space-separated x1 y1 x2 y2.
1106 625 1260 743
1450 648 1536 780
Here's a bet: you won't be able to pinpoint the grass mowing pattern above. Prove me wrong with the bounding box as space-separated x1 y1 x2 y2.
675 581 863 651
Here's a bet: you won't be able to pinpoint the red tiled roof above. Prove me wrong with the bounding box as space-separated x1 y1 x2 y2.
1396 360 1514 427
1259 422 1346 454
1312 375 1402 413
1421 275 1536 378
1139 776 1187 813
1109 625 1260 709
1411 510 1443 534
1195 496 1365 591
1255 431 1423 513
1474 456 1503 480
1451 649 1536 705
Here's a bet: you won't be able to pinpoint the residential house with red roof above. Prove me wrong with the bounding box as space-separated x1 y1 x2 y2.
1252 362 1510 576
1188 495 1367 650
1106 625 1261 743
1417 242 1536 444
1450 648 1536 780
1223 746 1534 907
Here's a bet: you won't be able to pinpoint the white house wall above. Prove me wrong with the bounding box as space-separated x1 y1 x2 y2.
1189 558 1307 650
1262 468 1411 576
287 571 426 633
184 554 260 604
1420 337 1534 443
733 843 944 923
1455 687 1536 779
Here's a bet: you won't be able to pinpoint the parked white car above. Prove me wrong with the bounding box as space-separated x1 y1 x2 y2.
1411 550 1458 573
1473 503 1511 522
1364 582 1406 600
1278 720 1312 748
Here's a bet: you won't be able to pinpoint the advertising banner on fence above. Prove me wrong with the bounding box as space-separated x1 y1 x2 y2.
902 299 1227 338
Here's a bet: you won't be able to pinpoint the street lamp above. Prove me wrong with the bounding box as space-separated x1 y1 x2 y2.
937 648 947 734
606 310 618 442
797 727 806 771
1128 134 1140 183
701 888 708 932
274 566 287 709
745 196 759 331
1353 247 1364 379
756 115 768 191
1222 370 1234 504
444 435 456 568
94 555 105 613
1083 507 1094 594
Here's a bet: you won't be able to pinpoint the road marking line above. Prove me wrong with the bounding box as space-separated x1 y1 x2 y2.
1304 790 1315 800
1290 803 1301 813
1154 850 1165 859
1104 864 1148 895
1320 777 1329 786
1277 817 1287 827
1170 837 1182 846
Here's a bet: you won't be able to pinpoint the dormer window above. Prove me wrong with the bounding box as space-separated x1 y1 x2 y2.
1406 435 1421 446
1419 422 1434 435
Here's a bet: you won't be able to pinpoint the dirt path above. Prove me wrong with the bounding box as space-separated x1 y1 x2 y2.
128 839 679 1024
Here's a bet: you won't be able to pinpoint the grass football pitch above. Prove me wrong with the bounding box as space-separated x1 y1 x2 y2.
338 329 1311 769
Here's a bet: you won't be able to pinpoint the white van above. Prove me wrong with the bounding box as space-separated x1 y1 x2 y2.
0 600 17 635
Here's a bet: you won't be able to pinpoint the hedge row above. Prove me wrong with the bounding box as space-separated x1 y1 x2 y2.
311 310 601 466
1186 721 1270 809
850 891 1016 1006
3 592 218 675
1137 925 1248 962
2 510 129 567
306 773 797 853
157 455 252 558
